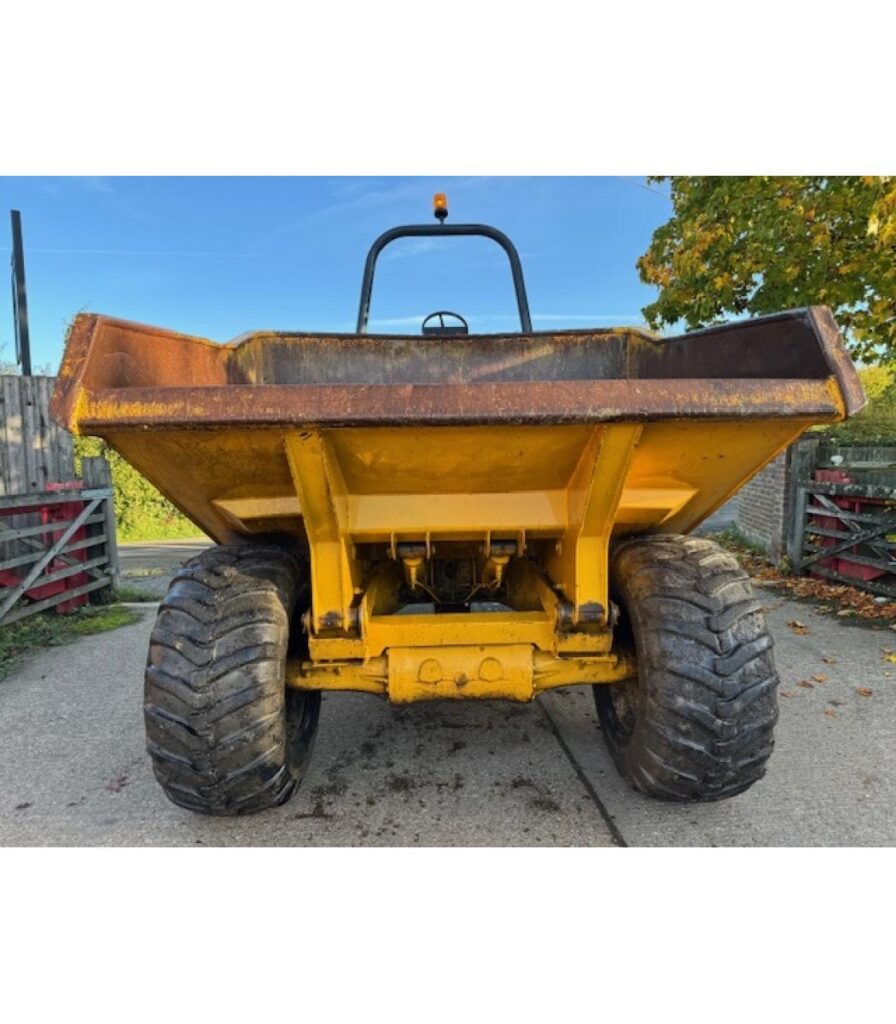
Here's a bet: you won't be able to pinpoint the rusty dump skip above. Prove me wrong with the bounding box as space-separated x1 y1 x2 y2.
53 305 863 431
50 304 864 550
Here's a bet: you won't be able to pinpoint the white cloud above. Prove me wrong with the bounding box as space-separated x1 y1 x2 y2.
380 238 439 262
367 315 431 328
78 176 114 195
24 248 265 259
532 312 645 323
362 311 649 331
249 176 497 251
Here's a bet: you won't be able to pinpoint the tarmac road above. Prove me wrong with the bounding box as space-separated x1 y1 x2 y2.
1 545 894 846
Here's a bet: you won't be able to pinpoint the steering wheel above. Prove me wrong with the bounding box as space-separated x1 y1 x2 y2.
421 311 469 336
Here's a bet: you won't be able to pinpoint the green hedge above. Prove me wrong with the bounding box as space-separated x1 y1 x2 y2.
74 437 205 542
816 364 896 443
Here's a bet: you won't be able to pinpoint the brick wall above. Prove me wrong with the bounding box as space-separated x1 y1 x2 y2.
735 449 791 561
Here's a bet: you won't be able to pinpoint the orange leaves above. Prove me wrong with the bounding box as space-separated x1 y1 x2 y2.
751 570 896 626
637 175 896 363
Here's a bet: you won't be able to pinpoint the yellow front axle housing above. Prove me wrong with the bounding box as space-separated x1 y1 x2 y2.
289 643 636 704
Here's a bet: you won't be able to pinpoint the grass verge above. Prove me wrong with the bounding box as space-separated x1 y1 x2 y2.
113 583 161 603
0 604 142 682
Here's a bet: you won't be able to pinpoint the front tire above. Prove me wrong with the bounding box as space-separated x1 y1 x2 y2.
595 534 779 801
144 543 320 815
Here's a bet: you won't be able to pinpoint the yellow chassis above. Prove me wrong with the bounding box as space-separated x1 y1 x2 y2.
50 309 864 705
281 421 801 703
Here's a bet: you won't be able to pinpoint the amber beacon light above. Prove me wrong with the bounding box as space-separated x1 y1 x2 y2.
433 192 448 222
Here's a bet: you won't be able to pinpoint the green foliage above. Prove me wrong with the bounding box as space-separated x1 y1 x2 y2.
857 364 894 402
0 604 140 681
74 436 205 542
0 342 53 376
820 364 896 442
638 176 896 362
706 525 769 560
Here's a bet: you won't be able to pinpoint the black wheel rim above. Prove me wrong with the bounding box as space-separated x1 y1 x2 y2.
285 689 321 773
606 673 638 739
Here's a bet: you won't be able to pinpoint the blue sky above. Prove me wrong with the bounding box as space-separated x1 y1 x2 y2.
0 176 672 372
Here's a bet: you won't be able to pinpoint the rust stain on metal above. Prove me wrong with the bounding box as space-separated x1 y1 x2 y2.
51 306 864 435
73 377 845 430
810 305 868 417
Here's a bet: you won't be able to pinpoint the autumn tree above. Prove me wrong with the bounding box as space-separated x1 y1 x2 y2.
637 176 896 363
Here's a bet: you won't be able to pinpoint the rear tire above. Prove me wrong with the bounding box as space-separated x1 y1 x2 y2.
594 534 779 801
144 543 320 815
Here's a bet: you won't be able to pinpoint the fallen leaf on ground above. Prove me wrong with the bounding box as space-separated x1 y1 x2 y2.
884 653 896 664
779 690 796 698
106 775 128 793
822 657 837 664
856 687 873 697
812 674 828 683
828 699 843 707
824 708 838 718
797 681 814 689
703 535 896 627
787 620 809 635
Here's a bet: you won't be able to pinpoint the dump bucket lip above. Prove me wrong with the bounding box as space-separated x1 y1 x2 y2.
51 304 865 434
224 324 664 345
223 304 832 345
69 377 846 431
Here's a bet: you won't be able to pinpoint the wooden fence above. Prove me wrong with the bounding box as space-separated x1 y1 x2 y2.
0 374 75 495
0 376 120 625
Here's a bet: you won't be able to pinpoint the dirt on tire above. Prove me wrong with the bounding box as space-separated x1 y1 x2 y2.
144 543 320 815
594 534 779 801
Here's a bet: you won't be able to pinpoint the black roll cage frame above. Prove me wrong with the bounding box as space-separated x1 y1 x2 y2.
355 223 533 334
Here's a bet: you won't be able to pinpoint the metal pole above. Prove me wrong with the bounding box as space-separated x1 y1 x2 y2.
10 210 32 376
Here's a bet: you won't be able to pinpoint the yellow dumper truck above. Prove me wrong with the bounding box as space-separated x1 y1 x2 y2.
51 198 865 814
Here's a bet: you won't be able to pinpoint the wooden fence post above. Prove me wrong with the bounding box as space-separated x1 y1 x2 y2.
81 455 120 591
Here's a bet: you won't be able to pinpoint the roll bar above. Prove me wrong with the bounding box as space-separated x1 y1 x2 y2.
355 223 533 334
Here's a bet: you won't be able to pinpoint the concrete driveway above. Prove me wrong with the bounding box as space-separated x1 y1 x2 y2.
1 569 893 846
117 539 211 597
